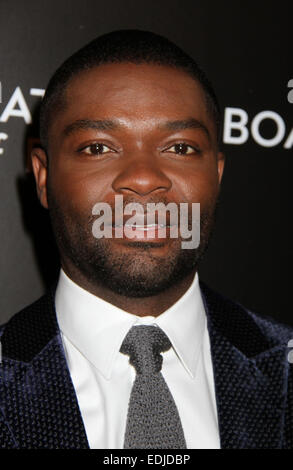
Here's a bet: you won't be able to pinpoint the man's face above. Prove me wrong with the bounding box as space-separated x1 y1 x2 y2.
32 63 224 297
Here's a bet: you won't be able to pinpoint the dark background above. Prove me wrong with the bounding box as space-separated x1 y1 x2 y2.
0 0 292 325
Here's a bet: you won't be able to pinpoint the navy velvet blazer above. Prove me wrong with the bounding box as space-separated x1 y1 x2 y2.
0 282 293 449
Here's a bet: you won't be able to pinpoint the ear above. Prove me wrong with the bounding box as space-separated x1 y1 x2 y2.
216 151 225 185
31 147 49 209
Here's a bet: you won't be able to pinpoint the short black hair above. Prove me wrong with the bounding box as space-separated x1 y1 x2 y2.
39 29 221 150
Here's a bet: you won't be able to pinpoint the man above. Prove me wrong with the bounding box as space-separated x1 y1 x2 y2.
0 30 292 449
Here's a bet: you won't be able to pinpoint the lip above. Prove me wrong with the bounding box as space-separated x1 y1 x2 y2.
113 223 173 241
124 223 165 230
116 212 173 226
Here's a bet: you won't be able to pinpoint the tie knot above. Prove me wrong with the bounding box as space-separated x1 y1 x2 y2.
120 325 171 375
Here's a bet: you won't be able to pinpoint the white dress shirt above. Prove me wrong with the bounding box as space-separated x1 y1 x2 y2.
55 269 220 449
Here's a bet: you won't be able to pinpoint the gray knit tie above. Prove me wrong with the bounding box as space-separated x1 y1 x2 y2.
120 325 187 449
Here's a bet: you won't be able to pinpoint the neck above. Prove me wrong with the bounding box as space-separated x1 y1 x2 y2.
61 264 196 317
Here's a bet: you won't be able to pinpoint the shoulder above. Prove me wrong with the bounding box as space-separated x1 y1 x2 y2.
0 289 58 362
199 280 293 351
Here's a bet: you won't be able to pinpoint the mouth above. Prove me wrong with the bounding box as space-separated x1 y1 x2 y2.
109 210 175 240
114 222 173 240
116 222 169 229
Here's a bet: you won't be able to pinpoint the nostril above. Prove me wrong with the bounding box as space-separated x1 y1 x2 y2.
112 166 172 196
115 186 170 197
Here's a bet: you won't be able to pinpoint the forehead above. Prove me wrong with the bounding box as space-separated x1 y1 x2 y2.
51 63 216 141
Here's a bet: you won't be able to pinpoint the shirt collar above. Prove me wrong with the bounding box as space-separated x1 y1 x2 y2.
55 269 206 380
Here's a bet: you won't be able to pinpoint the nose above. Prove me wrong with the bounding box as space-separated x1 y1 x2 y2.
112 157 172 197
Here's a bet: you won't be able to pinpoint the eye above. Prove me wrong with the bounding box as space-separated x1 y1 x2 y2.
78 143 114 155
164 142 201 155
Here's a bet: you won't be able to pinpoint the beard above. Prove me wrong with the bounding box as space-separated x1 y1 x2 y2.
48 191 219 298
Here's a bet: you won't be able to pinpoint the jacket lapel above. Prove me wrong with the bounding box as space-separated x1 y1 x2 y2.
200 282 289 449
1 290 89 449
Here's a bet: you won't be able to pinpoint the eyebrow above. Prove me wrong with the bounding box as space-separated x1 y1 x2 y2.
63 119 119 136
159 118 210 140
63 117 210 140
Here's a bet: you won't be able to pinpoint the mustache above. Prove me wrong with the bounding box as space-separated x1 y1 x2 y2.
108 195 184 211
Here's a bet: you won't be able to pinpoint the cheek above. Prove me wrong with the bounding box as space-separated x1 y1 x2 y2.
172 166 220 207
48 160 114 214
